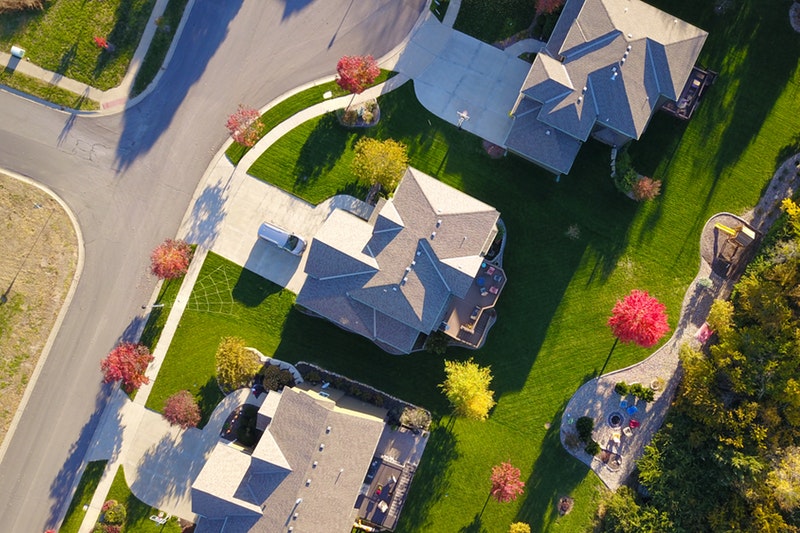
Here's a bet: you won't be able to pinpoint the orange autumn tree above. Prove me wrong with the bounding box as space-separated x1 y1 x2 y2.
150 238 192 281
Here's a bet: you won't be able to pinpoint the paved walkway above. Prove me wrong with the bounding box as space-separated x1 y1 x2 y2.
0 0 186 114
562 155 800 490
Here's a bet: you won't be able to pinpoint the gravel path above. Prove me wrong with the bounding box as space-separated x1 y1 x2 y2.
560 154 800 490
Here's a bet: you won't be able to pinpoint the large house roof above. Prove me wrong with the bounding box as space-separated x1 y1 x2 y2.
507 0 707 174
193 387 385 533
297 167 500 353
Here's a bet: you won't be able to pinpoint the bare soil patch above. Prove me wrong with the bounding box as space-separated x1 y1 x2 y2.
0 173 77 442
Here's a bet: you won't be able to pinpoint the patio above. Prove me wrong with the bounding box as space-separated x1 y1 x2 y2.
442 261 506 348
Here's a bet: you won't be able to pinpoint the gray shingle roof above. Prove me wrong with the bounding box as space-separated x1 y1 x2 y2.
508 0 707 174
298 168 500 354
193 388 385 533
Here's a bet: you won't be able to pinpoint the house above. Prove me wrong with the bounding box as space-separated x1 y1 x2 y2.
295 167 506 354
505 0 708 175
192 385 424 533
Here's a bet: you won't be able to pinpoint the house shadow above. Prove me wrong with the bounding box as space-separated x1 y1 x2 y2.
46 384 122 530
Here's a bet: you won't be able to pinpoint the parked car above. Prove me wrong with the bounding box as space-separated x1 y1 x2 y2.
257 221 306 256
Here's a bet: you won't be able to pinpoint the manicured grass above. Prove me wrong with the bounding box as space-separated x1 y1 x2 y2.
145 255 297 426
454 0 536 44
225 70 396 165
0 69 98 110
139 264 192 352
0 0 155 90
102 466 182 533
131 0 190 97
58 460 107 533
154 1 799 531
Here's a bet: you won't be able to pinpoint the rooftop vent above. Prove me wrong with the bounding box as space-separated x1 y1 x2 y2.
326 426 331 433
319 444 325 451
436 219 442 227
306 479 312 486
577 96 582 104
430 231 436 240
626 45 632 51
312 461 318 468
627 33 632 38
545 129 551 135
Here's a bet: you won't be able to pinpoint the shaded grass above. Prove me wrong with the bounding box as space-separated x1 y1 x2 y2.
145 255 295 426
153 1 800 530
0 0 155 90
0 68 98 109
453 0 536 44
225 70 395 165
131 0 189 97
58 460 107 533
138 275 184 352
102 466 181 533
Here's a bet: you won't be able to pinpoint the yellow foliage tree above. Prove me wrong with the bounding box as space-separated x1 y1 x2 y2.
509 523 531 533
351 137 408 193
215 336 261 393
439 358 496 421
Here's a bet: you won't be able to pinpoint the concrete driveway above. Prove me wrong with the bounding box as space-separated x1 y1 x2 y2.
186 157 374 294
387 17 536 147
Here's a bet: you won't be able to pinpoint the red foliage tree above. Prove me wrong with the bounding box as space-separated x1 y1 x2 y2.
225 105 264 147
607 289 670 348
490 462 525 503
100 342 153 394
163 390 201 429
335 55 380 95
536 0 565 16
150 238 192 281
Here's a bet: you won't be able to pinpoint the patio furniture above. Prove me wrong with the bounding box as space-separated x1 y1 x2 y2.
626 405 638 416
470 306 481 320
476 276 486 287
493 274 503 282
480 287 489 296
619 399 628 409
612 432 621 444
629 419 640 429
623 427 633 437
489 286 499 294
486 266 496 275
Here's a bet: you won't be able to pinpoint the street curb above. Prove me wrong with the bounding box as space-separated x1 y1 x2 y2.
0 169 85 466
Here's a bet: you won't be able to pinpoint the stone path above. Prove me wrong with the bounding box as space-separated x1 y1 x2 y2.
561 154 799 489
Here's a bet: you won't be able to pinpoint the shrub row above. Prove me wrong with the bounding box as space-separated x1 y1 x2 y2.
296 362 431 430
614 381 655 402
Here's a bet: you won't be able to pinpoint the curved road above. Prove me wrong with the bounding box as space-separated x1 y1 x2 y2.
0 0 425 530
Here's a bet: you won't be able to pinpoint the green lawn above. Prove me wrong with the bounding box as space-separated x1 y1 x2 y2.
0 0 155 90
101 466 181 533
58 460 107 533
131 0 190 97
0 69 98 110
226 70 396 165
151 1 799 531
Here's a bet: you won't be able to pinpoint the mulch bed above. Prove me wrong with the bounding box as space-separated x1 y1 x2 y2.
482 140 506 159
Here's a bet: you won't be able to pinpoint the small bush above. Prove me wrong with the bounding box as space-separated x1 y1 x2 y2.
236 404 259 447
341 108 358 126
400 407 432 430
639 387 655 402
632 176 662 201
306 370 321 384
614 382 629 396
584 440 601 456
424 331 450 355
576 416 594 443
163 390 201 429
262 365 281 391
101 500 126 525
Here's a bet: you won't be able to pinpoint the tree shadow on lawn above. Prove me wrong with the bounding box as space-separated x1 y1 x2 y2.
775 131 800 169
293 113 351 191
459 513 487 533
197 377 224 429
514 406 591 532
93 0 153 79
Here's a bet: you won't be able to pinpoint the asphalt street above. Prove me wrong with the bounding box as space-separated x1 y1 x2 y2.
0 0 425 530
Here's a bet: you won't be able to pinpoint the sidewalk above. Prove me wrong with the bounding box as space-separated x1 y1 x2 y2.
0 0 189 114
